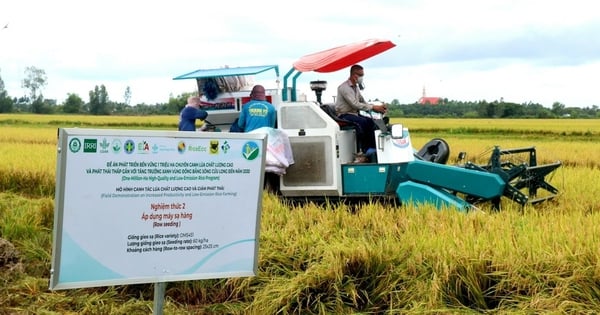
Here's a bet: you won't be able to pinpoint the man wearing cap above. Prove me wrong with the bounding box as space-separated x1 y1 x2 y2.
236 85 277 132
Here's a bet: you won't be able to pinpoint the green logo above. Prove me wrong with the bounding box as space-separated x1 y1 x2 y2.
242 141 260 160
99 138 110 152
83 139 97 153
112 139 122 153
124 140 135 154
69 138 81 153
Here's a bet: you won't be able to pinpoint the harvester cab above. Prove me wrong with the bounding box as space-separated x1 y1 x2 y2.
173 39 562 212
172 64 283 132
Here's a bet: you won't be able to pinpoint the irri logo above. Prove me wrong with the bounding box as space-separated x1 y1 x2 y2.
83 139 97 153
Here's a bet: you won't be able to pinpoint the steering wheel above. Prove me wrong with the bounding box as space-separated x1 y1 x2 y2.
360 110 390 132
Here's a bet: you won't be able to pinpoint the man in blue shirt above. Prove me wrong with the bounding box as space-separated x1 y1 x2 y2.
178 96 208 131
236 85 276 132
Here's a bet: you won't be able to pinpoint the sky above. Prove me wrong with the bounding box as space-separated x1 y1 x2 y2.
1 0 599 108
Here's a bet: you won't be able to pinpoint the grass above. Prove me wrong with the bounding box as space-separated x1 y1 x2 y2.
2 182 600 314
391 117 600 136
0 113 178 130
1 114 600 314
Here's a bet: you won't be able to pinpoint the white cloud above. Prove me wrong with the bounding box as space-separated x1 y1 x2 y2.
1 0 599 107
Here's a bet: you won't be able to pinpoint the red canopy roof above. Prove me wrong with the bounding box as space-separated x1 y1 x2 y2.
292 38 396 73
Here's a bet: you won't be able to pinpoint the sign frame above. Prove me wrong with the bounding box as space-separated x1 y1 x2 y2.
50 128 267 290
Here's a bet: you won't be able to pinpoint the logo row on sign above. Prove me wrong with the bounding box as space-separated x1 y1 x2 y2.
67 137 260 160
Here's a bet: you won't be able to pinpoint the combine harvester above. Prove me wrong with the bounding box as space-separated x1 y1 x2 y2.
173 39 561 212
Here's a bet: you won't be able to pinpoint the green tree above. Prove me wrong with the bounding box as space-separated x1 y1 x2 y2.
0 70 14 113
30 96 52 114
89 85 110 115
63 93 84 113
0 92 12 113
21 66 47 105
0 69 5 92
551 102 566 116
167 92 195 114
500 102 524 118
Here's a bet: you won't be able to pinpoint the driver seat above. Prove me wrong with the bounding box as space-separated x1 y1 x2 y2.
320 104 363 153
320 104 357 130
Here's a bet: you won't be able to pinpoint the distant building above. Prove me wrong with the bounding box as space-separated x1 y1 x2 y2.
418 86 442 105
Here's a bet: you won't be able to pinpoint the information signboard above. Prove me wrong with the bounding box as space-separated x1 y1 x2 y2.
50 128 266 290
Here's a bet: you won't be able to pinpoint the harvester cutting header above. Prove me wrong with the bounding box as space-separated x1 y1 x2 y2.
173 39 561 211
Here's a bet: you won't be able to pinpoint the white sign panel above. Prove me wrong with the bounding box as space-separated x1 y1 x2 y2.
50 128 266 290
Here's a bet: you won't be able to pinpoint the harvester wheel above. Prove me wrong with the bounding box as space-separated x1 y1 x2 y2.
416 138 450 164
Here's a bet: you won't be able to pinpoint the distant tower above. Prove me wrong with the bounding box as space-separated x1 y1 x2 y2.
418 85 441 105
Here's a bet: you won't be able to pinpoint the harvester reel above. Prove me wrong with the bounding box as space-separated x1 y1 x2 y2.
462 146 561 210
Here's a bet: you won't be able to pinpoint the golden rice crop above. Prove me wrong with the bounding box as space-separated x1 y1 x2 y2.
1 143 57 173
0 126 58 145
393 117 600 135
0 113 177 129
1 115 599 169
411 135 600 168
2 114 600 313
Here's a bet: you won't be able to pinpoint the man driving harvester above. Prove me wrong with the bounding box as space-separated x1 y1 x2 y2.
335 64 387 163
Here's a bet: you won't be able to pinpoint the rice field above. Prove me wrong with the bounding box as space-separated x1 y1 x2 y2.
1 114 599 314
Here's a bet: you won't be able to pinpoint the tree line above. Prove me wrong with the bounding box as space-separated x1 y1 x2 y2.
1 66 598 118
0 66 192 116
384 98 600 119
